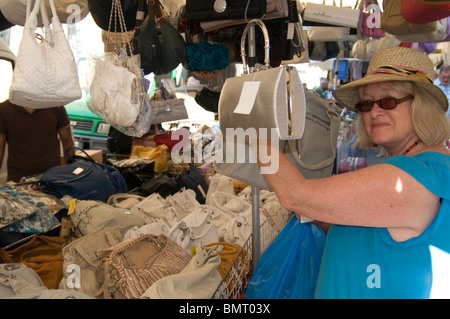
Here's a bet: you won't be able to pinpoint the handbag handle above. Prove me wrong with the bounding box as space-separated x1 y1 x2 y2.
26 0 58 43
240 19 270 74
65 146 97 164
211 191 251 217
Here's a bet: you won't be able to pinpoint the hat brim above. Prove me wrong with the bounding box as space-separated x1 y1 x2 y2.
333 73 449 112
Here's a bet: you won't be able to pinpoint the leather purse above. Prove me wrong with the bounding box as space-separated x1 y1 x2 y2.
9 0 82 108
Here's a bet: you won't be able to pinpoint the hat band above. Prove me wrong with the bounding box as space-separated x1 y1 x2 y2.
369 65 433 83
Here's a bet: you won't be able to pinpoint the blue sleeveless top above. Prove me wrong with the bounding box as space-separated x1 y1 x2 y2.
315 152 450 299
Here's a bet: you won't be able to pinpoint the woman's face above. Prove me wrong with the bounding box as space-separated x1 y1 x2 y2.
361 82 415 148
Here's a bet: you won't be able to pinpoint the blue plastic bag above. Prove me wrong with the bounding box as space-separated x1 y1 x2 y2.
246 216 326 299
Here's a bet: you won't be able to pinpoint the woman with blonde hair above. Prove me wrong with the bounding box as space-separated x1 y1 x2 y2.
257 46 450 298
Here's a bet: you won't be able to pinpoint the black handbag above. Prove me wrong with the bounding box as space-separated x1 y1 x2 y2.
175 165 209 204
128 172 178 198
133 0 186 75
194 87 221 113
185 0 266 22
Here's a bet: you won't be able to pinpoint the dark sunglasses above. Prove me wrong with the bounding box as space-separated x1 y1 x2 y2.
355 95 414 112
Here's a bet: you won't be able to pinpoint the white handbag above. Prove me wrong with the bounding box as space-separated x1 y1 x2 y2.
205 173 236 206
123 219 172 241
9 0 82 108
303 0 360 28
168 206 220 252
212 191 266 246
218 19 306 141
87 0 149 133
88 53 141 127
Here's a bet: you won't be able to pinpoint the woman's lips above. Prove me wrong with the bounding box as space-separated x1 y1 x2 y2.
371 122 390 129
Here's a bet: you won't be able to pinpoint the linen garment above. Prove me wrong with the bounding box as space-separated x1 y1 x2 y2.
315 152 450 298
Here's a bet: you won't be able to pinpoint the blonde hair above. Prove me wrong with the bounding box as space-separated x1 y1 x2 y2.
356 81 450 148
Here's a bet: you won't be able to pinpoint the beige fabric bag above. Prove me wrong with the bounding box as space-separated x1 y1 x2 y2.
61 196 146 236
141 244 223 299
59 227 123 297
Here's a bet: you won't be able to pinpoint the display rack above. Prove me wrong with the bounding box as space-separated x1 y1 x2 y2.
211 198 294 299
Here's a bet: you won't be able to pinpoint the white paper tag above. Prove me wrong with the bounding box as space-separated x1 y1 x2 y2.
72 167 84 175
233 81 260 115
287 23 295 40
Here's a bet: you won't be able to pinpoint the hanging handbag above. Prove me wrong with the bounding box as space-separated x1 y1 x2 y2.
88 0 144 31
217 89 341 190
132 0 186 76
88 0 151 137
0 0 89 26
308 26 349 41
199 0 289 32
9 0 82 108
218 19 306 141
149 87 188 124
216 19 309 189
359 0 385 38
185 0 266 22
303 0 360 28
95 234 192 299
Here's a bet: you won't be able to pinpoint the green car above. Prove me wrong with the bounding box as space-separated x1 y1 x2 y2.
64 99 110 152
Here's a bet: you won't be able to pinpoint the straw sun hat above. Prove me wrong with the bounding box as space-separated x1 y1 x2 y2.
333 46 449 112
